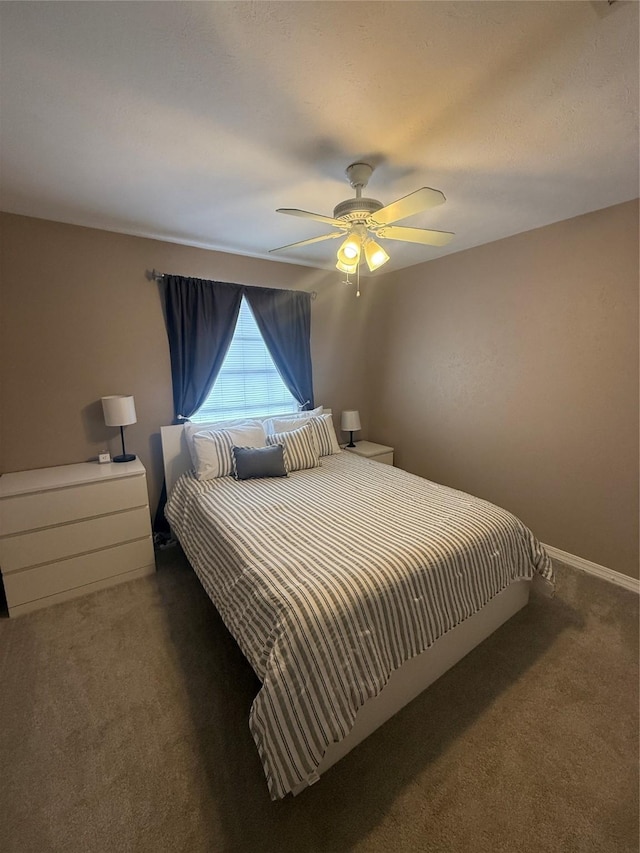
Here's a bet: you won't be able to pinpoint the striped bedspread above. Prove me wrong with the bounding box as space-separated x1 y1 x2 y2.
166 452 553 799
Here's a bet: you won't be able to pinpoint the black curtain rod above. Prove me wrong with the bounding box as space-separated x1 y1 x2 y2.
147 269 317 300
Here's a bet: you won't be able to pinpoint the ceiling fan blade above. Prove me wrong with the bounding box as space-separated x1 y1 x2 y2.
376 225 454 247
370 187 446 226
276 208 346 228
269 231 345 253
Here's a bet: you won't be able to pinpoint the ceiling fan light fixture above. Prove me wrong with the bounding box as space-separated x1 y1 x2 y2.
336 258 358 274
364 239 390 272
271 162 453 293
337 232 362 265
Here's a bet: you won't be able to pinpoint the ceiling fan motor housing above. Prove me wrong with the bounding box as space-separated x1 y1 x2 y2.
333 196 383 223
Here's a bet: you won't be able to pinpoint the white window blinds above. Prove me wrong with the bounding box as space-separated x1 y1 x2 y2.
191 296 298 423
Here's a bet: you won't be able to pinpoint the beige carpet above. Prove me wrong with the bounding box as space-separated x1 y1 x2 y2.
0 549 637 853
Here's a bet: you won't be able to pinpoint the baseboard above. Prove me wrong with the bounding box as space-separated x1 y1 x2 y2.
543 543 639 594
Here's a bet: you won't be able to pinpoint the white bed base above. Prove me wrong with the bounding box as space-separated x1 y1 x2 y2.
159 419 531 796
291 578 529 794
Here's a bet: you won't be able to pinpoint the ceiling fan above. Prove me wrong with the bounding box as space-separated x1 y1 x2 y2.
270 162 454 274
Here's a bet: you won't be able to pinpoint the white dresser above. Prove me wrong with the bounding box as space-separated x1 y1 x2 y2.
0 459 155 616
343 440 394 466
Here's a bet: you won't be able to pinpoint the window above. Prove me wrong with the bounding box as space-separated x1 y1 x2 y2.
191 296 298 423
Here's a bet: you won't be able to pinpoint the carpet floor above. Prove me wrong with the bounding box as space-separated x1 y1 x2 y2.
0 549 637 853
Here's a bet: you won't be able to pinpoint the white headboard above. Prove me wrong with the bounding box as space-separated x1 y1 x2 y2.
160 424 193 499
160 409 332 497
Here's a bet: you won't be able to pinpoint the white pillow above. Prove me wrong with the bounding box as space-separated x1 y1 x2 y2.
191 423 267 480
264 417 311 436
263 406 323 435
292 405 324 418
184 418 263 468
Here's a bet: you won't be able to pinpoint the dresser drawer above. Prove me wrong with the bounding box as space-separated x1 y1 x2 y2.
0 506 151 572
3 537 155 608
0 474 148 535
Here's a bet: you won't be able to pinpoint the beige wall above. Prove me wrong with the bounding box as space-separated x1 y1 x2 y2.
367 200 639 578
0 214 374 513
2 204 637 578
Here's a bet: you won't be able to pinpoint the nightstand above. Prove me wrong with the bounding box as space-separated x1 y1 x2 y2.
343 440 394 466
0 459 155 616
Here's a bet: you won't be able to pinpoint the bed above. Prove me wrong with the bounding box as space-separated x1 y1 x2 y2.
161 419 554 800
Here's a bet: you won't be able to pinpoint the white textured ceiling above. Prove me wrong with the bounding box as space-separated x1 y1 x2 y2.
0 1 638 274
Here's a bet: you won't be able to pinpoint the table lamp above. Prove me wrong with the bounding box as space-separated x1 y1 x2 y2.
341 410 361 448
102 395 137 463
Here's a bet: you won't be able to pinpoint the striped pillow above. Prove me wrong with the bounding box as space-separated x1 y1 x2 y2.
192 430 234 479
191 423 266 480
185 418 263 468
307 414 341 457
266 423 320 473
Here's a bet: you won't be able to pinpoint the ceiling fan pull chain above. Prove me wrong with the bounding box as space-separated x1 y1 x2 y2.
356 264 361 298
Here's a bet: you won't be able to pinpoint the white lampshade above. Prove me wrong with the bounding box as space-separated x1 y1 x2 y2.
341 410 361 432
102 395 137 427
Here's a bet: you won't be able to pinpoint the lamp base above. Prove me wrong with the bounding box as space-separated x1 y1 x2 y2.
346 431 356 448
113 453 136 463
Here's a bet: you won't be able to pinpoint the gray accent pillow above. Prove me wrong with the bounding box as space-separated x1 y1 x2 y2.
232 444 288 480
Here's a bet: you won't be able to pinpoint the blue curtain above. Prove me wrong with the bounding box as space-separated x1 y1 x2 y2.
244 285 315 409
164 275 243 421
